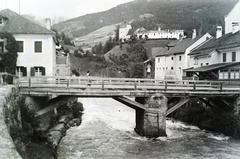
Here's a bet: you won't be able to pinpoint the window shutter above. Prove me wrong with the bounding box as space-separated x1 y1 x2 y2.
42 67 46 76
23 67 27 76
30 67 35 76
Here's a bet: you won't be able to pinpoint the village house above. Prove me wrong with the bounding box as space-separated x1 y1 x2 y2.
185 0 240 81
186 28 240 80
119 22 132 42
154 30 212 80
0 9 56 77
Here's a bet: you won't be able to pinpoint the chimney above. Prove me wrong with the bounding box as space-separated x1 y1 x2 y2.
192 29 196 39
216 26 222 39
232 22 240 34
158 27 161 31
45 18 51 30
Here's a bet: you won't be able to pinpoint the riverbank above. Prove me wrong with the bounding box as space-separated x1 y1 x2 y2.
169 98 240 138
17 99 84 159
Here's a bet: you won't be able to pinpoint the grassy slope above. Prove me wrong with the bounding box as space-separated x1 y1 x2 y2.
69 54 107 77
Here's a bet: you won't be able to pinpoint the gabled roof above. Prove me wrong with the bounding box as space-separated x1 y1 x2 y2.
0 9 54 35
158 36 202 56
190 31 240 56
185 61 240 72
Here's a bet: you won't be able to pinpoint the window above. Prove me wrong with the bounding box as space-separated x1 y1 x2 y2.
34 41 42 53
171 67 174 70
230 70 240 79
179 67 182 73
223 53 226 62
179 56 182 61
201 63 203 66
16 67 27 77
0 42 3 52
194 58 198 65
17 41 24 52
0 18 2 25
206 63 209 65
171 57 174 60
31 67 45 76
232 52 236 62
219 70 229 79
158 58 160 63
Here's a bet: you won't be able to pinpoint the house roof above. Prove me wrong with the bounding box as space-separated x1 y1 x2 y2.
0 9 55 35
189 31 240 56
185 62 240 72
157 36 203 56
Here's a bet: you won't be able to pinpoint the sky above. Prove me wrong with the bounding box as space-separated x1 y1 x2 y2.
0 0 133 19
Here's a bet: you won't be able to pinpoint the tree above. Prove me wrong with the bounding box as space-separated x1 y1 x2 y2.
114 25 120 42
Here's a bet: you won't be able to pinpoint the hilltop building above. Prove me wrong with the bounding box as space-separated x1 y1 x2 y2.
135 27 184 40
0 9 56 77
119 22 132 42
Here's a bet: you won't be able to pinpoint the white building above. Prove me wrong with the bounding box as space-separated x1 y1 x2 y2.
119 23 132 42
155 32 212 80
225 0 240 34
0 9 56 77
187 27 240 80
136 27 184 40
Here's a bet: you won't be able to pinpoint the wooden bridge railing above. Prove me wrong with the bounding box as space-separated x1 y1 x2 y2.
0 72 19 86
17 76 240 92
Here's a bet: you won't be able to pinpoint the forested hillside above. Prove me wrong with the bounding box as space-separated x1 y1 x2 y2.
53 0 238 38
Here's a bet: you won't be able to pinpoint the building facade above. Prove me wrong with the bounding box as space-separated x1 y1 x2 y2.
0 9 56 77
225 0 240 34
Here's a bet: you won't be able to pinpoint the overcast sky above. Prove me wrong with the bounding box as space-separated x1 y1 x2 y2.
0 0 133 19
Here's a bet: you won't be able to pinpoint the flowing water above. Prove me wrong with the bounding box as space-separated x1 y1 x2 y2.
57 98 240 159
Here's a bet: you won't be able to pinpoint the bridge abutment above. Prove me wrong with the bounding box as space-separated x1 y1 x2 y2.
234 96 240 115
135 94 168 138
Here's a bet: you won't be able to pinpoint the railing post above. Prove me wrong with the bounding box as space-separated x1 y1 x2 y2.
165 81 167 91
193 82 196 90
134 79 137 90
102 80 105 90
67 78 69 89
28 78 31 88
220 83 223 91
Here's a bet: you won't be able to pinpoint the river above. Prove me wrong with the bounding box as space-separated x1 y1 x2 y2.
57 98 240 159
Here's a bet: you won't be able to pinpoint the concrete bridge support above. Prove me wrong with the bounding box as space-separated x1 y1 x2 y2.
234 96 240 116
135 94 168 138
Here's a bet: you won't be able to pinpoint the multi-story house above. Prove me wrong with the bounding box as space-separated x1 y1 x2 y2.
187 28 240 80
0 9 56 77
225 0 240 34
154 32 212 80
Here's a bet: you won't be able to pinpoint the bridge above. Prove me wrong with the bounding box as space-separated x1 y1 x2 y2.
2 74 240 138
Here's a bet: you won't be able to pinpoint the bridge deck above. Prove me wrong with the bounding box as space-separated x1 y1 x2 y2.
18 76 240 97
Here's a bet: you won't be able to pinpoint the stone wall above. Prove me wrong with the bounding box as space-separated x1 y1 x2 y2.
0 85 22 159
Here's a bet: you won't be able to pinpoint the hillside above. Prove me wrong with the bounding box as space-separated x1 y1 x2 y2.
53 0 238 38
74 23 120 47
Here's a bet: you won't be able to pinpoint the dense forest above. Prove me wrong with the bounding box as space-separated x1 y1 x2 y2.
53 0 238 38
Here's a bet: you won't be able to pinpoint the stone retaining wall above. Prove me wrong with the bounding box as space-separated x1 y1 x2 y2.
0 85 22 159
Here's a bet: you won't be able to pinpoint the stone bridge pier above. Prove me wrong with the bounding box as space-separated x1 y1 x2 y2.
135 94 168 138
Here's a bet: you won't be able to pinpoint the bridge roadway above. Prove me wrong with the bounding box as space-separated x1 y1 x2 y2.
18 76 240 97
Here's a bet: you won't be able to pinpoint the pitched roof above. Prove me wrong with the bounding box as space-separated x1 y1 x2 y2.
190 31 240 56
158 36 202 56
0 9 54 35
185 61 240 72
